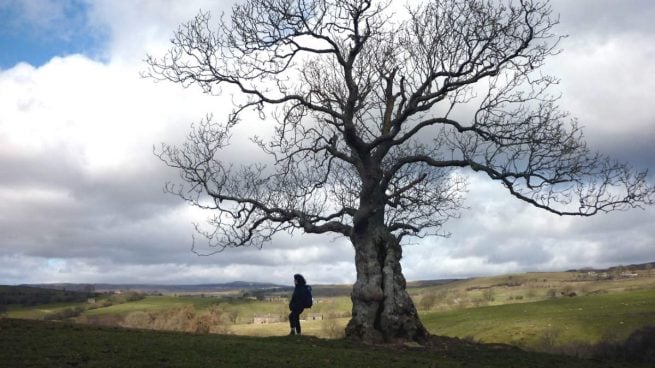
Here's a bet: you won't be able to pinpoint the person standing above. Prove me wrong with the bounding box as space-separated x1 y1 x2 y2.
289 274 308 335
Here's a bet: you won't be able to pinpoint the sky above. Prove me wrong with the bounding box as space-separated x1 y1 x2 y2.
0 0 654 286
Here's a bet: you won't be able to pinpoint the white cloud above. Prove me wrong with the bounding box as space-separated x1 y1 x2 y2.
401 172 655 280
0 53 357 285
86 0 234 64
544 5 655 170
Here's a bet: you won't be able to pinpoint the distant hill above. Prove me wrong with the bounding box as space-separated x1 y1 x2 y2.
11 260 652 297
407 279 460 288
566 261 655 273
9 279 459 299
0 285 95 306
20 281 286 294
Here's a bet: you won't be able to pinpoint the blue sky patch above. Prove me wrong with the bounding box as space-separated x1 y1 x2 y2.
0 0 107 69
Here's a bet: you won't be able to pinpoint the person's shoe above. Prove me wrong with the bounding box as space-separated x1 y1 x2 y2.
289 329 296 335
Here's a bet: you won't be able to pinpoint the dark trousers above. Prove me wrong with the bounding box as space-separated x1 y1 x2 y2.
289 309 302 333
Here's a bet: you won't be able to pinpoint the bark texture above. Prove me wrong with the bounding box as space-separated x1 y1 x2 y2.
346 204 428 342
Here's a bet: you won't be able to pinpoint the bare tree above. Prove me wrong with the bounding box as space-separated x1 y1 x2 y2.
146 0 654 342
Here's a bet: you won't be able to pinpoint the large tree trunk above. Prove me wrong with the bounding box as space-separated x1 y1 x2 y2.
345 221 429 343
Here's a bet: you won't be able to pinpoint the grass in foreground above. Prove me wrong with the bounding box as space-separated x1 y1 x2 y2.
0 318 648 368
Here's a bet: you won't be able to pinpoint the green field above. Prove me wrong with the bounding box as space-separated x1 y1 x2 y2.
3 271 654 361
421 288 655 348
226 288 655 351
5 302 86 319
82 295 216 316
1 318 646 368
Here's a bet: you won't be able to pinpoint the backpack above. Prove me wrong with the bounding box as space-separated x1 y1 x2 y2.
303 285 313 308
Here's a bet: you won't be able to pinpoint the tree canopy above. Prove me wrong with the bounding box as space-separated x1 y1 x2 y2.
147 0 654 342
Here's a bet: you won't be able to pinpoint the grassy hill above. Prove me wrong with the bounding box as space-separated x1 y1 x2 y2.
410 271 655 310
3 269 654 362
0 318 647 368
421 288 655 349
225 287 655 345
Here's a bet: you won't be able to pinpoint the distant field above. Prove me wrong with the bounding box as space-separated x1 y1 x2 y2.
226 286 655 348
3 271 654 355
413 272 655 310
82 295 216 316
6 301 88 319
421 288 655 349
